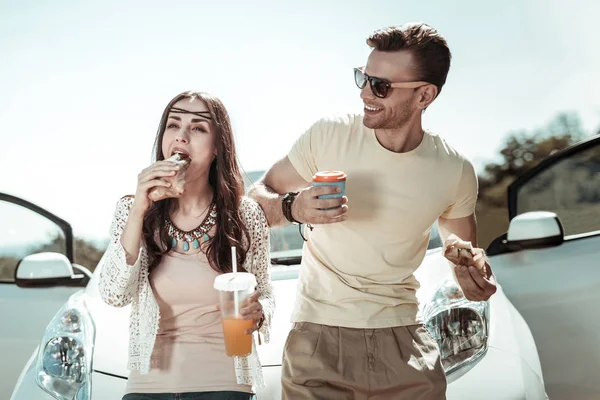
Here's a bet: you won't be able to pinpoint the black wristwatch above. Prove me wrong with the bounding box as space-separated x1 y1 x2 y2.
281 192 301 225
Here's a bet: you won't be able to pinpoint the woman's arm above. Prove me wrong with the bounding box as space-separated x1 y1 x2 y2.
97 196 144 308
242 198 275 344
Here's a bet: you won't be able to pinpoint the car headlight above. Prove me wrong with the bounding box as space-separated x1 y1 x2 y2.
36 291 95 400
423 279 489 375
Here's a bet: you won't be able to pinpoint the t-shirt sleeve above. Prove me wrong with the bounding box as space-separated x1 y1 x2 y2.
286 118 330 182
441 158 479 219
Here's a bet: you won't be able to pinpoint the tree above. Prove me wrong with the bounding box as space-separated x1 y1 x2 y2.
28 234 106 273
478 112 587 207
73 238 106 272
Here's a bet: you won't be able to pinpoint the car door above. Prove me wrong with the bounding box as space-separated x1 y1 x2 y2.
0 193 84 399
490 135 600 399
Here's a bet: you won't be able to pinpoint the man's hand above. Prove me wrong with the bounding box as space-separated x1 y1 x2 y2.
443 234 497 302
291 185 349 225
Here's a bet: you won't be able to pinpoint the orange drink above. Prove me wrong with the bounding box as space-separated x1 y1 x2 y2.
222 317 254 357
214 267 257 358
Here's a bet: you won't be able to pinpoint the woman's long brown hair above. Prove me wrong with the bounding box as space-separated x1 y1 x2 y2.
142 91 250 274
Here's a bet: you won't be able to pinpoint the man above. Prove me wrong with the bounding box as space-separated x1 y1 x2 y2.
249 22 497 399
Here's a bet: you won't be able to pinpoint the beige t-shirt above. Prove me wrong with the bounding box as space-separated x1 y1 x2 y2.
287 113 478 328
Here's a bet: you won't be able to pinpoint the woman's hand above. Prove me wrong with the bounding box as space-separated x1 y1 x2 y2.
131 160 181 215
240 291 264 334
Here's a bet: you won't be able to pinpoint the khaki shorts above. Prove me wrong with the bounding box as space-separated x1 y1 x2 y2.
281 322 447 400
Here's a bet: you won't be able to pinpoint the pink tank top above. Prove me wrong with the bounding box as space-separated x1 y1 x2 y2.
125 251 252 394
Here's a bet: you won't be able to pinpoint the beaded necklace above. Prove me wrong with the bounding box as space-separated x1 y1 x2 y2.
165 202 217 251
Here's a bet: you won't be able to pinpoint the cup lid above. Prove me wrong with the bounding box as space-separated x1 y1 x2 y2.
214 272 257 291
313 170 347 182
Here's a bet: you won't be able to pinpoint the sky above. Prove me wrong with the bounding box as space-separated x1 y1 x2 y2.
1 0 599 243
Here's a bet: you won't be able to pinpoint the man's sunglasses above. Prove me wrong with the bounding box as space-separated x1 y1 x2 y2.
354 67 429 98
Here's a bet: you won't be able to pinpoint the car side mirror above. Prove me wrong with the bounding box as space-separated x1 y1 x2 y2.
506 211 564 250
15 252 90 288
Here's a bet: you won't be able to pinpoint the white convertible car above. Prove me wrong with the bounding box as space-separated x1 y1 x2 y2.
2 134 599 399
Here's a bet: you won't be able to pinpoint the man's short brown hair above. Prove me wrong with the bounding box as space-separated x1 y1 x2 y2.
367 22 451 95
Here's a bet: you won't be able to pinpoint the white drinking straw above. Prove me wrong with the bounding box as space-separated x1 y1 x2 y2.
231 246 239 316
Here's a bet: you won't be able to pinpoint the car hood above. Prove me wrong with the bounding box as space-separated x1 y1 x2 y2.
85 248 452 377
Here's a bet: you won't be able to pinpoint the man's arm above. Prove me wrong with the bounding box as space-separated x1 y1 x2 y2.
248 156 310 227
438 214 497 301
248 156 348 227
438 213 478 247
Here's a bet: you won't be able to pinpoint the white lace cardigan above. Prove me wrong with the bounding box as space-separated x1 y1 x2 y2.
97 196 274 389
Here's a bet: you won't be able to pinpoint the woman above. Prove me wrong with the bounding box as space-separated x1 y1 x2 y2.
98 91 273 400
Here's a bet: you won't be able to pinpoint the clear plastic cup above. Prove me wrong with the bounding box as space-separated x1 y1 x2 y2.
213 272 257 357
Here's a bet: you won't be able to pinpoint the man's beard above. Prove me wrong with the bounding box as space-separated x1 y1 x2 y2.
364 100 413 130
